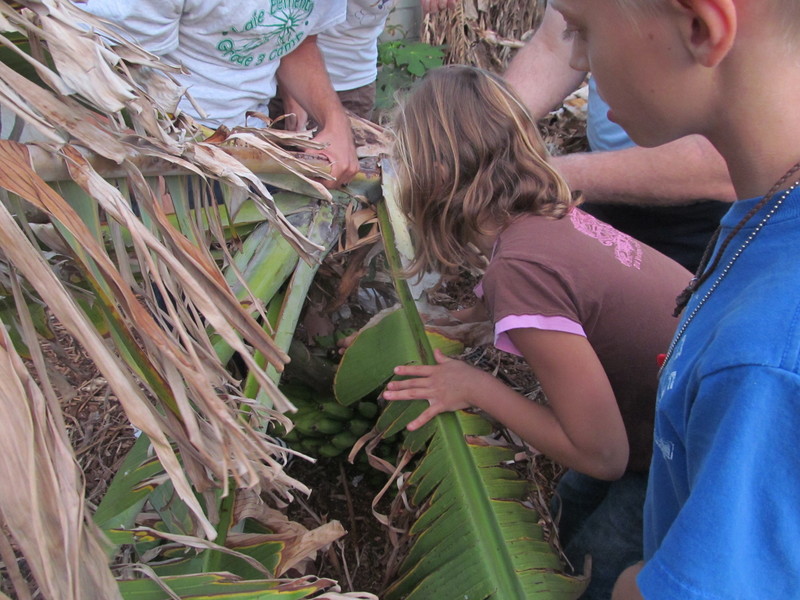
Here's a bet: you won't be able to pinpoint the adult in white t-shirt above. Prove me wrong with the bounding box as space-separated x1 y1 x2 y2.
317 0 397 119
79 0 358 187
277 0 456 127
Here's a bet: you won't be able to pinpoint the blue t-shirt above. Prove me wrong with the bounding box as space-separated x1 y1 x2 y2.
639 188 800 598
586 77 635 152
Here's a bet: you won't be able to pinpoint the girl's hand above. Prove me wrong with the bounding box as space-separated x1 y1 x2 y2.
383 348 485 430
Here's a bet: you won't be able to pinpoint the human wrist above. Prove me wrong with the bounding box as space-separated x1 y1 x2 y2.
314 103 349 132
551 153 593 197
464 367 503 412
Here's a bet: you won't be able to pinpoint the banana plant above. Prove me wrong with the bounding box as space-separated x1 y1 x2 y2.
334 163 588 600
88 187 351 591
0 3 369 598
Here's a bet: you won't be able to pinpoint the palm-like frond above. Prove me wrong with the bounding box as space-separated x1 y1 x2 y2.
0 1 359 597
0 311 119 600
386 411 587 599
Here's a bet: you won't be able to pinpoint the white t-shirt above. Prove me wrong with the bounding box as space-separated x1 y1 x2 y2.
317 0 395 91
80 0 346 127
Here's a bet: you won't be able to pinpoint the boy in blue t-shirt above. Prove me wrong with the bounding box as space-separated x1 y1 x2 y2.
550 0 800 598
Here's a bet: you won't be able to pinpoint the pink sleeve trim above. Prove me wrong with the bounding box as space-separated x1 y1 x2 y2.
494 314 586 356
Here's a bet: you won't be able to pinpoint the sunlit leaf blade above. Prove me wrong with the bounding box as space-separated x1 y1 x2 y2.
117 573 327 600
245 197 343 404
213 203 309 364
386 413 587 600
213 535 284 580
334 307 419 406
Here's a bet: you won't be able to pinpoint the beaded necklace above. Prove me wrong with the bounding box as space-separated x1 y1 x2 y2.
660 161 800 375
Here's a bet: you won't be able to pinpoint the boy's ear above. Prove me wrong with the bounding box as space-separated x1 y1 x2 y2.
671 0 737 67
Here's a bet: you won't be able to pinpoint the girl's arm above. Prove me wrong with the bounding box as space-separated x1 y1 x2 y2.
384 328 629 480
450 301 489 323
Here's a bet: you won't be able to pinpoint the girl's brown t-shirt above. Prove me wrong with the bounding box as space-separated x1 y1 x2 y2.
480 209 692 472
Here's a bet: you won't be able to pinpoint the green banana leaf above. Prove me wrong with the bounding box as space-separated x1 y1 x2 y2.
146 534 283 580
243 196 343 403
385 410 588 599
117 572 329 600
334 308 464 407
213 195 313 364
94 434 163 532
333 173 588 599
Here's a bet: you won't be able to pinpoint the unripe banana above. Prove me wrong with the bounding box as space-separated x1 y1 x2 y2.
356 401 379 420
349 418 371 436
318 443 344 458
293 414 327 437
320 416 346 435
330 431 358 450
320 401 354 421
299 437 325 453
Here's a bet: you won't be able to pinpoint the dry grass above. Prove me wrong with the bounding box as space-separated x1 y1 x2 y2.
421 0 544 73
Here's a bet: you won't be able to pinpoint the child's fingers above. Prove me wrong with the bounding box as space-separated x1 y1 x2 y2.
385 376 430 391
383 384 430 401
407 405 441 431
433 348 453 364
394 363 437 377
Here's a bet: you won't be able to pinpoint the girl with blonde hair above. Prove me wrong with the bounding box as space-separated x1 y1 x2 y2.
383 65 690 599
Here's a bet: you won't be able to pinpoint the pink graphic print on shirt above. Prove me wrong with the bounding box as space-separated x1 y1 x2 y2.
569 209 643 269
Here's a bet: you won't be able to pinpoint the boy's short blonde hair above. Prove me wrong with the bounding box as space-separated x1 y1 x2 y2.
613 0 798 42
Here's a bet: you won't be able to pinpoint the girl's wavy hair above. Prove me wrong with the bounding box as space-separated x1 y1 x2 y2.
392 65 579 277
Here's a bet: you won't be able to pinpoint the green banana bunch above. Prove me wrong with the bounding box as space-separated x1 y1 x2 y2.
274 383 389 460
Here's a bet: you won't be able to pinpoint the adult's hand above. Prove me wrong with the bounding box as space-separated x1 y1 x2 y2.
312 113 359 188
276 36 358 188
279 92 309 132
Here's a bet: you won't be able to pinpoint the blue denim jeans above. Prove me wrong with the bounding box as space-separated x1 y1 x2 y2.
552 470 647 600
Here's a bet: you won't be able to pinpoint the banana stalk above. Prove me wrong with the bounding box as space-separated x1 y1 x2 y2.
242 195 343 406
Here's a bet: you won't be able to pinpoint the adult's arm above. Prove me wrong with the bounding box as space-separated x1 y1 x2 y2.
504 5 736 205
276 36 358 188
553 136 736 205
504 5 586 120
419 0 459 14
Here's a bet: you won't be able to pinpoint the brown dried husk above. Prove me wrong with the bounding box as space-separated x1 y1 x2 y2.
421 0 545 73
